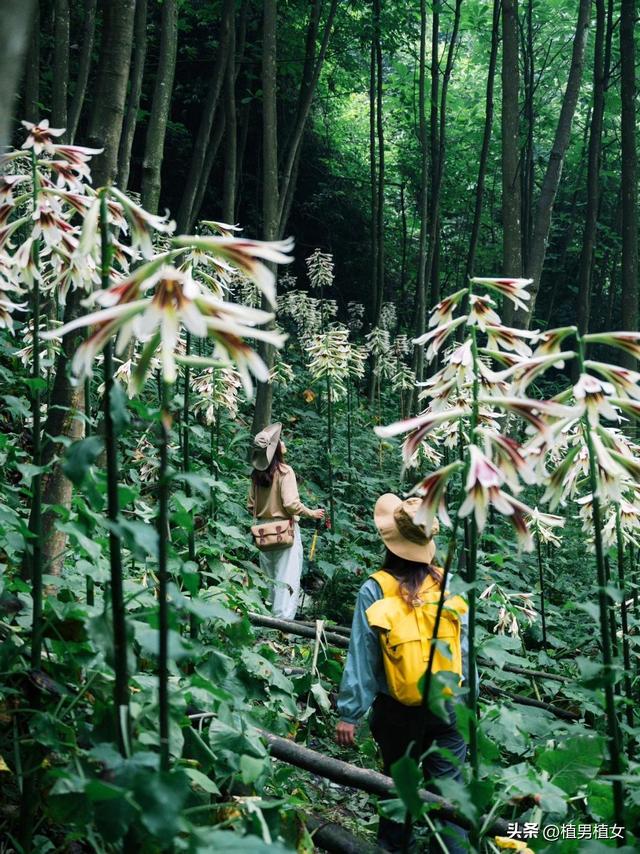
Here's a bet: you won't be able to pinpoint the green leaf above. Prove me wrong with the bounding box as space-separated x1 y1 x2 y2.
390 755 425 821
135 769 190 837
63 436 104 486
113 518 159 560
310 681 332 713
16 462 48 486
3 394 31 419
240 754 267 785
537 736 604 794
185 767 220 795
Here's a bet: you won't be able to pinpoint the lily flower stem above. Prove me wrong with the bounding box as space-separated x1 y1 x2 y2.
85 342 94 607
182 330 198 640
536 532 548 652
29 149 43 670
100 189 131 758
158 378 171 772
326 375 335 555
576 333 625 833
466 292 481 779
615 510 635 756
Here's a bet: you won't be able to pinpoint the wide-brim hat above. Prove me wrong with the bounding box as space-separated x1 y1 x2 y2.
251 422 283 471
374 493 439 564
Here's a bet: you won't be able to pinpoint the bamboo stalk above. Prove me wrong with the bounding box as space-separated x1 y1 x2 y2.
615 510 635 755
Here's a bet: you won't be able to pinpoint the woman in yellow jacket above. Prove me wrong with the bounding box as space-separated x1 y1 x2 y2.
335 493 469 854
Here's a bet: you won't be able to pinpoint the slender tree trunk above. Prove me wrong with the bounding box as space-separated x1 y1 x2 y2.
87 0 136 187
0 0 37 155
500 0 522 325
23 1 39 123
428 0 440 309
276 0 339 236
368 22 378 326
52 0 70 135
576 0 610 342
176 0 234 232
521 0 534 269
117 0 148 188
411 0 429 395
520 0 591 327
222 5 237 223
190 112 226 227
619 0 637 359
67 0 97 141
466 0 501 279
141 0 179 214
374 0 385 322
250 0 279 436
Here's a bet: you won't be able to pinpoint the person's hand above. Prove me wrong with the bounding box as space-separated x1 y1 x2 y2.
311 508 325 520
335 721 356 746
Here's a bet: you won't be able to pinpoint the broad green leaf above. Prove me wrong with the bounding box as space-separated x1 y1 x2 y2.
135 769 190 837
390 755 424 820
63 436 104 486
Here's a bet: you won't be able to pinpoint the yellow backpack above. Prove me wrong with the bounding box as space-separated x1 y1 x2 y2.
365 569 468 706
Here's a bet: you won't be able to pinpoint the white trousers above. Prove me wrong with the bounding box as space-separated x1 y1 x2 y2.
259 521 303 621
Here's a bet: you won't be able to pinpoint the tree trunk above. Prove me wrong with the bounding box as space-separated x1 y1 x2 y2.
500 0 522 326
428 0 440 309
374 0 385 322
222 4 237 224
117 0 148 189
465 0 501 279
276 0 339 236
176 0 234 232
23 0 40 123
87 0 136 187
141 0 178 214
521 0 534 269
368 21 378 326
190 112 226 228
519 0 591 327
25 292 86 579
619 0 637 361
52 0 70 135
411 0 429 394
0 0 37 155
67 0 97 141
250 0 279 436
575 0 610 342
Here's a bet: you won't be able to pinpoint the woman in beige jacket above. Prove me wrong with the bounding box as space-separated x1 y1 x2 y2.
248 423 324 619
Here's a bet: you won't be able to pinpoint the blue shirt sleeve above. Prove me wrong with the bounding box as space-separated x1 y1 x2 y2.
336 578 387 724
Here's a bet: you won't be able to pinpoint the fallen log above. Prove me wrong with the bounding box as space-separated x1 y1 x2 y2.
248 612 572 684
305 815 384 854
296 620 352 637
248 612 349 648
483 682 580 721
259 728 511 838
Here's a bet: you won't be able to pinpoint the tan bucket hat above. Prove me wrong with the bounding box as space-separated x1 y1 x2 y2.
251 422 283 471
374 493 439 564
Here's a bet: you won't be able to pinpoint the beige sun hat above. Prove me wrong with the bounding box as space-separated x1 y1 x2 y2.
251 422 283 471
374 493 440 564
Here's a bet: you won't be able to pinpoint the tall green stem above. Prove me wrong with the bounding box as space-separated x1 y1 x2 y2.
183 331 198 639
327 375 335 550
85 347 94 606
29 151 43 670
158 379 171 772
536 532 548 651
615 510 635 755
576 334 625 832
100 190 130 758
466 302 481 777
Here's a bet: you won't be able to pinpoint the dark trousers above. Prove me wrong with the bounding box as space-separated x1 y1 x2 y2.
369 693 468 853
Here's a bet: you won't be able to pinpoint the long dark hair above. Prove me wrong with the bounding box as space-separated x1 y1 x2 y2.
251 441 285 489
382 547 442 606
